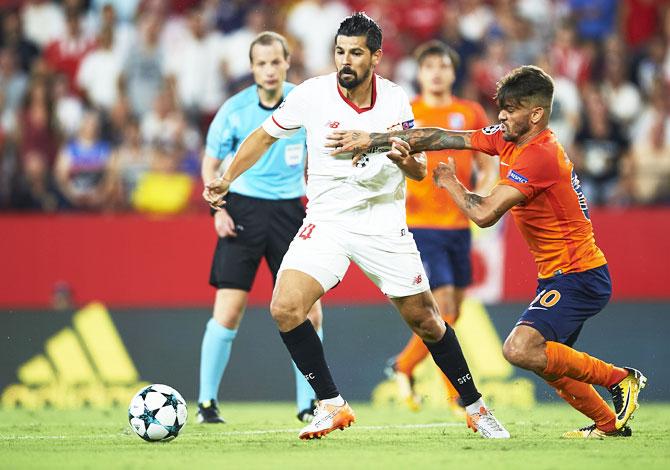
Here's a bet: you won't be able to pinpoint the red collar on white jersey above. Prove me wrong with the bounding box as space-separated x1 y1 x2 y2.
336 73 377 114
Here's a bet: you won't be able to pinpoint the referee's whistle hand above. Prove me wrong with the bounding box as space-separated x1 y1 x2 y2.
203 177 230 210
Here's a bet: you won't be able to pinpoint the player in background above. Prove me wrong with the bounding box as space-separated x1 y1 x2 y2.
328 65 646 439
204 13 509 440
386 40 497 414
198 31 322 424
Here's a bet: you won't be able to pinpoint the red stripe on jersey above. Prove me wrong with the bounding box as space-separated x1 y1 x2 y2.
337 74 377 114
271 115 300 131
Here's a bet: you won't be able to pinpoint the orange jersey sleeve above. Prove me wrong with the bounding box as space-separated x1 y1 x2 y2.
406 98 493 229
473 127 607 278
469 124 507 156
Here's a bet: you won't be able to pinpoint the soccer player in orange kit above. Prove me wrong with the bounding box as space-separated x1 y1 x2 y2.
386 41 497 414
327 65 646 438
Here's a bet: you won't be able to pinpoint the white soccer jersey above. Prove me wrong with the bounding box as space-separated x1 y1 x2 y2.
262 72 415 235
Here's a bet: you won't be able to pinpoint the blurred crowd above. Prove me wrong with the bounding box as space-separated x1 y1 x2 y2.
1 0 669 213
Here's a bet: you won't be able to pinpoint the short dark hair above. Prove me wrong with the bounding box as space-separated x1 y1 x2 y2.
249 31 290 63
335 12 382 52
414 40 460 71
494 65 554 111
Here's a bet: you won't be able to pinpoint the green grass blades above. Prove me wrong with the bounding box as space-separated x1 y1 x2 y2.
1 403 669 469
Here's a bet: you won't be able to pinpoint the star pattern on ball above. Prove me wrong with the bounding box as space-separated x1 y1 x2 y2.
128 385 188 442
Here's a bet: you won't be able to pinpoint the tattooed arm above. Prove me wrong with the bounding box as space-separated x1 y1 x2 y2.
375 127 475 152
433 159 525 228
326 128 477 156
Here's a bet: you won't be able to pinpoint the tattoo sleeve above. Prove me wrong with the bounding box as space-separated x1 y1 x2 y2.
463 193 483 209
368 127 472 152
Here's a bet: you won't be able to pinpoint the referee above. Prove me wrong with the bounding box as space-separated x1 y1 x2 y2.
198 31 322 424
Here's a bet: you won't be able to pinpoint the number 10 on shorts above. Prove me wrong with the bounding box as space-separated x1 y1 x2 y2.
298 223 316 240
529 289 562 310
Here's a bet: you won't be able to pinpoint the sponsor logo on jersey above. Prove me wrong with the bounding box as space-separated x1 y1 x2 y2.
507 169 528 184
412 274 423 285
482 124 502 135
326 120 340 128
448 113 465 129
387 120 414 132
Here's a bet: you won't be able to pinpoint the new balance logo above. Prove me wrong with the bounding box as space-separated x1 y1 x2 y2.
1 302 147 409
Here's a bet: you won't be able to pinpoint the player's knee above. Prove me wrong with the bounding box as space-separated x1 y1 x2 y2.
502 337 530 368
270 295 301 328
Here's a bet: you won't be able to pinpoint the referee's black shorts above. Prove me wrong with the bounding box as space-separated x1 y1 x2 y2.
209 192 306 291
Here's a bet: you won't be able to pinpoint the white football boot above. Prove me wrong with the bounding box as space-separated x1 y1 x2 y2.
466 406 510 439
298 401 355 440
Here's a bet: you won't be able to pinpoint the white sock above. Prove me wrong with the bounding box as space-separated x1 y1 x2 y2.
465 398 487 415
320 395 345 406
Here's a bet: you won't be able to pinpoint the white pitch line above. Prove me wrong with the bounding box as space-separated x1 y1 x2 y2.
200 421 462 437
0 422 462 441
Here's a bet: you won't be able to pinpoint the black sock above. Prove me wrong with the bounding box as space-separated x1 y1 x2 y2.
424 323 481 407
279 320 339 400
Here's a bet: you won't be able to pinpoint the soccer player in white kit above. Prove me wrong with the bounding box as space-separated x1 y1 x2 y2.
203 12 509 440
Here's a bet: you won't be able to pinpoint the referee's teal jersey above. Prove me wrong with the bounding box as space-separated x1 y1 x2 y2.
205 83 306 200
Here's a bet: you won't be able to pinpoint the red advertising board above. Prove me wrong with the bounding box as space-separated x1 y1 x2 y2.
0 208 667 308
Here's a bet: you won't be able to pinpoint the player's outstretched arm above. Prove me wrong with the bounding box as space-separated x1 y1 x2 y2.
203 127 278 209
433 159 525 228
327 128 476 157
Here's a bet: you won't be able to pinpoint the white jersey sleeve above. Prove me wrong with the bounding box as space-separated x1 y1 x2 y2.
262 83 308 138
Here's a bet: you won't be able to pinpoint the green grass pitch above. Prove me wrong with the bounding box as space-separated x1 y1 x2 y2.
1 403 669 469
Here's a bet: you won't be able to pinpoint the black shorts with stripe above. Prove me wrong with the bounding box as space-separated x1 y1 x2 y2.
209 192 305 290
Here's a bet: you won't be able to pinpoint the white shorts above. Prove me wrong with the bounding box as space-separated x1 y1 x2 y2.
279 220 430 298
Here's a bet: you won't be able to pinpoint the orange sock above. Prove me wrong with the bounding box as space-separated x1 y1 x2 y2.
544 341 628 388
439 372 460 401
547 376 616 432
395 334 429 376
441 312 457 327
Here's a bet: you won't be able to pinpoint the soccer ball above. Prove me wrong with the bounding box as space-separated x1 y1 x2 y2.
128 384 187 442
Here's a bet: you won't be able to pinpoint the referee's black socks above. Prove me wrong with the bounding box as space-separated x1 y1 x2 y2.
424 322 482 407
279 320 339 400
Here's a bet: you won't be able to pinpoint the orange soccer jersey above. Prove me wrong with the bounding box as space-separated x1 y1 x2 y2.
407 97 489 229
470 126 607 278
